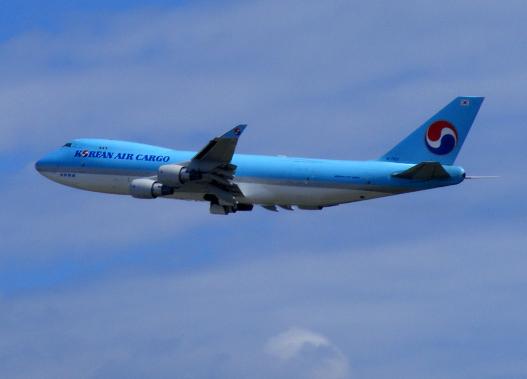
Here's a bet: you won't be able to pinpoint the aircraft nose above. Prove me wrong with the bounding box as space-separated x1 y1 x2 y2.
35 153 59 174
34 159 44 173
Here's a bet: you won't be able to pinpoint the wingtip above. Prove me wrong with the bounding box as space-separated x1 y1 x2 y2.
222 124 247 138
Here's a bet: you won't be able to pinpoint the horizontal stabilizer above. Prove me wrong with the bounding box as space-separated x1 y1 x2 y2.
392 161 450 180
262 205 278 212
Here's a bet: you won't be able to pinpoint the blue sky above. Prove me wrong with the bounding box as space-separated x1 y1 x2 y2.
1 1 526 378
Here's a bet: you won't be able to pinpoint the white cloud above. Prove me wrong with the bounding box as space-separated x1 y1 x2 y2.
266 327 351 379
266 327 331 360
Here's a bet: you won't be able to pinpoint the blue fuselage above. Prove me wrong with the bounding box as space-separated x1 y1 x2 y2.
35 138 465 208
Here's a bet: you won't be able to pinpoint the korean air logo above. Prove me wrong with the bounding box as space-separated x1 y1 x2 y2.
81 149 89 157
425 120 458 155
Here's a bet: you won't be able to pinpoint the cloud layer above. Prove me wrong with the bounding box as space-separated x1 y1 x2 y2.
1 1 526 378
2 231 527 378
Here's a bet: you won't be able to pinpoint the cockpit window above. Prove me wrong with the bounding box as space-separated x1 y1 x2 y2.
63 142 72 147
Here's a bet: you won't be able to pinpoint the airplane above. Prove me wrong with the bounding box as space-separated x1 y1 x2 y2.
35 96 484 215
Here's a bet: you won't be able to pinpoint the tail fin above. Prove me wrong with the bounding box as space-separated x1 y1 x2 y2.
380 96 484 165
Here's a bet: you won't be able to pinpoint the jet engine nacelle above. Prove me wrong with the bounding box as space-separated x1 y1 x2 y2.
158 164 200 187
129 178 173 199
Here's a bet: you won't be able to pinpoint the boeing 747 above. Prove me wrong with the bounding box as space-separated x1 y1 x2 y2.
35 97 483 215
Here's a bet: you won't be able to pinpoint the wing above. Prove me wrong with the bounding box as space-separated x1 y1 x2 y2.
191 124 246 166
187 125 247 207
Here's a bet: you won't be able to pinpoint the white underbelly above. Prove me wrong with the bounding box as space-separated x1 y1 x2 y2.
46 172 390 206
44 171 131 194
237 181 389 206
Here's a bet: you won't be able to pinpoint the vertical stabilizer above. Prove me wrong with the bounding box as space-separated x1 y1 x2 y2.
380 96 484 164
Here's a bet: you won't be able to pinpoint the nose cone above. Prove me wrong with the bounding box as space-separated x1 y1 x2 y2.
35 151 60 176
34 159 44 173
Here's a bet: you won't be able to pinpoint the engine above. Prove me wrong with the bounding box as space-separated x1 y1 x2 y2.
129 178 173 199
157 164 200 187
